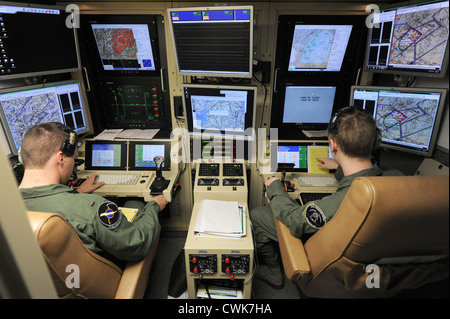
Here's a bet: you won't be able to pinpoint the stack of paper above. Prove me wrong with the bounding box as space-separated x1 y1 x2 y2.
94 128 160 141
194 200 246 238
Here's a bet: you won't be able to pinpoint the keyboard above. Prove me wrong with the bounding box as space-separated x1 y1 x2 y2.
94 173 140 185
296 175 338 188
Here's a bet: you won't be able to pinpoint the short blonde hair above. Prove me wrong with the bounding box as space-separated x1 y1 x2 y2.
328 109 377 159
20 123 71 169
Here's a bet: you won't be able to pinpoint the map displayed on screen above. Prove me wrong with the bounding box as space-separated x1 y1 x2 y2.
375 92 440 148
389 4 449 68
191 93 247 132
91 24 156 71
0 93 62 150
288 25 352 71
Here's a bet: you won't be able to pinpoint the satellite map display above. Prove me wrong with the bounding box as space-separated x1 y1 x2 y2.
389 5 449 67
93 28 138 62
375 93 440 148
291 29 336 69
191 95 247 132
0 92 62 150
91 24 156 70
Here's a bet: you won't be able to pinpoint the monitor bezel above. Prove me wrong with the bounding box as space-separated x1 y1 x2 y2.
363 0 449 78
167 5 253 78
350 85 448 157
181 83 257 140
84 140 128 171
128 140 171 171
0 79 93 156
0 1 81 80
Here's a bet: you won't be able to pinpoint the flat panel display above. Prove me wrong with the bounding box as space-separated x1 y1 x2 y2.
167 6 253 78
182 84 257 139
350 85 447 156
128 141 171 171
0 1 80 79
364 0 449 77
282 86 336 124
84 140 127 170
288 24 353 72
0 80 91 155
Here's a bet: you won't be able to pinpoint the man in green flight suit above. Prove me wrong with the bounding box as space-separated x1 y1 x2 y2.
19 122 167 265
250 107 402 289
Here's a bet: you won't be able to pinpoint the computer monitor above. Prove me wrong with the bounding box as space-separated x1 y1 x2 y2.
84 140 127 170
167 6 253 78
0 80 92 155
81 14 162 75
274 143 309 172
282 86 336 125
364 0 449 77
98 77 170 130
128 141 171 171
0 1 80 80
350 85 447 156
91 24 156 72
182 84 257 139
288 24 353 72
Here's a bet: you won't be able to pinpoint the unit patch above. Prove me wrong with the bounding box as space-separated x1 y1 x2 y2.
97 201 122 230
303 204 326 229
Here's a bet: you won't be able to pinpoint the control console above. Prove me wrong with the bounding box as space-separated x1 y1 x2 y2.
194 162 247 202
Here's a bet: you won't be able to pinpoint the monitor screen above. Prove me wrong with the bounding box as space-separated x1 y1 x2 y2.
0 2 80 79
167 6 253 78
182 84 257 138
84 141 127 170
364 0 449 77
275 144 308 172
81 14 162 76
99 77 169 130
288 25 353 72
0 80 91 155
129 141 171 171
350 85 447 156
91 23 156 71
282 86 336 124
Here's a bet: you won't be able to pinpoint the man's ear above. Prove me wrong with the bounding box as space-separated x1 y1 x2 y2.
329 138 338 153
55 151 65 165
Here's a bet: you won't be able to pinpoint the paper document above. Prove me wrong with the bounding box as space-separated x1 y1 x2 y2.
116 129 159 140
94 128 159 141
308 146 330 174
194 200 246 238
197 285 242 299
94 129 123 141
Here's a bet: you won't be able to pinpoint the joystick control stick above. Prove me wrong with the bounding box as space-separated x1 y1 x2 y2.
150 156 170 195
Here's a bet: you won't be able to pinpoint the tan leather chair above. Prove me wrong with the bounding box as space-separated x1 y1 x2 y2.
275 176 449 298
27 211 160 299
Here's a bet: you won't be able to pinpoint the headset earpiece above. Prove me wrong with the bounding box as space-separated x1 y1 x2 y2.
60 132 77 157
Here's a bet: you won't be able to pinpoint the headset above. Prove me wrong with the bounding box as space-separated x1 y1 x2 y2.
55 122 78 157
328 106 381 151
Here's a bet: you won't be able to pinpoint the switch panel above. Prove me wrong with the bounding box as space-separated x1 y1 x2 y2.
221 254 250 274
189 254 217 274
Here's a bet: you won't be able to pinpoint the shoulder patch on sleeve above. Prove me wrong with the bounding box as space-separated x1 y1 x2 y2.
303 203 326 230
97 201 122 230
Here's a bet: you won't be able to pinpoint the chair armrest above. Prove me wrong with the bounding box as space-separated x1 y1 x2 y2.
115 225 161 299
274 216 310 282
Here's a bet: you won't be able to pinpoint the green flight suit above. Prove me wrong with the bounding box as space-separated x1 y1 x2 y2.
251 165 400 243
20 184 160 262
